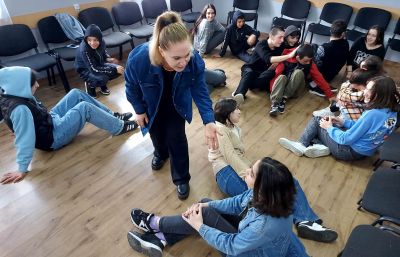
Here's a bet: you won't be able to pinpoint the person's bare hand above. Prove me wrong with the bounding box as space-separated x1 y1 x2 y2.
212 54 222 58
289 45 301 58
116 65 125 74
135 113 149 127
205 123 218 150
319 116 333 130
182 204 204 231
107 57 119 64
1 171 27 184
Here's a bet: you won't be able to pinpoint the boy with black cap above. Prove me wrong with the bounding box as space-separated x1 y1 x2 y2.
283 25 301 49
75 24 125 98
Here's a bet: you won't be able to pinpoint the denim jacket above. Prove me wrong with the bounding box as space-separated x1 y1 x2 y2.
199 190 309 257
124 43 214 135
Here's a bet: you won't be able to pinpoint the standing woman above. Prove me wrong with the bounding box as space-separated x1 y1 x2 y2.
346 25 385 79
125 12 218 200
193 4 226 57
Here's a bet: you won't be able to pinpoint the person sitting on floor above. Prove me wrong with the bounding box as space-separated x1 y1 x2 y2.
283 25 301 49
269 44 335 117
75 24 125 98
127 157 309 257
207 97 338 243
214 10 260 63
279 76 399 160
0 66 137 184
193 3 226 57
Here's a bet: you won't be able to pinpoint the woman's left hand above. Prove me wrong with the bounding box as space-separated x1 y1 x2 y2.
205 123 218 150
319 116 333 130
182 204 204 231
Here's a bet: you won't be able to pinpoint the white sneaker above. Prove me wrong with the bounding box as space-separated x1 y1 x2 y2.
233 93 244 106
304 144 330 158
313 107 334 117
278 138 306 156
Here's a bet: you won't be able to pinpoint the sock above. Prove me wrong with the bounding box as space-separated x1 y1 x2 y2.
149 215 160 231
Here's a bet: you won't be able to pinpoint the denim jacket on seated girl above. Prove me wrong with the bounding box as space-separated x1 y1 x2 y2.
199 189 309 257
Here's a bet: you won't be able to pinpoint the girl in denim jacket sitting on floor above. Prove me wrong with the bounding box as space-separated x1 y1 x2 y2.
127 157 309 257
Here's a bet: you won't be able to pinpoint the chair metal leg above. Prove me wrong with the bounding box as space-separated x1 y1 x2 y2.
55 60 71 93
46 69 52 86
119 45 123 60
50 67 56 84
373 159 383 171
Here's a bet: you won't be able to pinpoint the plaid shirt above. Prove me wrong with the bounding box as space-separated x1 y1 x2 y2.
337 81 365 121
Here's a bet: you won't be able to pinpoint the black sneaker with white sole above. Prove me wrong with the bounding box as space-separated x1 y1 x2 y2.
85 82 97 98
131 208 155 233
127 231 164 257
296 221 338 243
114 112 133 121
278 98 287 113
117 120 138 135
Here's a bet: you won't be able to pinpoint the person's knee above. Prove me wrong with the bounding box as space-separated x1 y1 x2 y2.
68 88 81 97
292 69 305 80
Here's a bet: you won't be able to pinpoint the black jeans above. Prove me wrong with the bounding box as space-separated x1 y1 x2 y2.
79 70 119 88
234 66 275 96
149 107 190 186
159 199 240 249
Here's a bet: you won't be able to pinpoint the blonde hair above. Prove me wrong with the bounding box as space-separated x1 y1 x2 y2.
149 11 191 66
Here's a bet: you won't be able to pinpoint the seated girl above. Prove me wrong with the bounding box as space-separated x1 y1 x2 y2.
208 98 337 243
279 76 399 160
127 157 309 257
193 4 225 57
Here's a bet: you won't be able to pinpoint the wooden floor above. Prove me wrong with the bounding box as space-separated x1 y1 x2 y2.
1 52 399 257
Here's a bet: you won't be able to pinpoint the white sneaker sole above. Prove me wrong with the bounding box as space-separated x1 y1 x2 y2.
278 138 304 156
304 147 330 158
127 232 162 257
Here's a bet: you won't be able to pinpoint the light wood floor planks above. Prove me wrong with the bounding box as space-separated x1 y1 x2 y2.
1 51 399 257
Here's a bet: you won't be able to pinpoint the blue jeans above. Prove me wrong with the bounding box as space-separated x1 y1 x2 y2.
216 166 319 224
50 89 124 149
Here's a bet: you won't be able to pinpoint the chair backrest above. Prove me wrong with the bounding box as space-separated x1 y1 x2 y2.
353 7 392 32
38 16 70 46
78 7 114 31
170 0 192 13
0 24 37 56
142 0 168 20
281 0 311 20
233 0 259 11
319 2 353 25
112 2 143 26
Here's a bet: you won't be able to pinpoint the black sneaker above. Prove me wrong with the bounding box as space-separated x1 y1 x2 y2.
278 98 287 113
100 86 110 95
130 208 155 233
114 112 133 121
308 87 325 97
85 82 97 98
117 120 138 135
269 102 279 117
296 221 338 243
127 231 164 257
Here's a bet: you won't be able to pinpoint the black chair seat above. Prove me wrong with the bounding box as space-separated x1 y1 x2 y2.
52 46 78 61
124 25 154 39
347 29 365 42
4 53 57 71
361 167 400 219
388 38 400 53
102 32 132 48
272 17 303 29
181 12 200 23
307 23 331 36
341 225 400 257
380 132 400 164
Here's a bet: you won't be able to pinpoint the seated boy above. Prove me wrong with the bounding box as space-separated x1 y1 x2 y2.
75 24 125 98
214 10 260 63
269 44 335 116
0 66 137 184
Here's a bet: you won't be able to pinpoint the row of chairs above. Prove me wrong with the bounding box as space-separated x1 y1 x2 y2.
271 0 395 47
339 129 400 257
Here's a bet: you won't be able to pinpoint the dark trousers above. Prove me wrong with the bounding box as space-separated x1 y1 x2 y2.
234 66 276 96
149 108 190 186
159 199 240 249
79 70 119 88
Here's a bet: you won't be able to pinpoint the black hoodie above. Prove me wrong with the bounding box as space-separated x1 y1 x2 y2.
75 24 117 75
219 10 260 57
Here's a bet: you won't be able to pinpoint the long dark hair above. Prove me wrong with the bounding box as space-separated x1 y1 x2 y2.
367 76 400 112
365 25 384 45
253 157 296 217
214 98 237 126
193 4 216 36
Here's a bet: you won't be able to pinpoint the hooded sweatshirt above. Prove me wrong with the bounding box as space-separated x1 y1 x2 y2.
220 10 260 57
75 24 117 76
0 67 53 172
